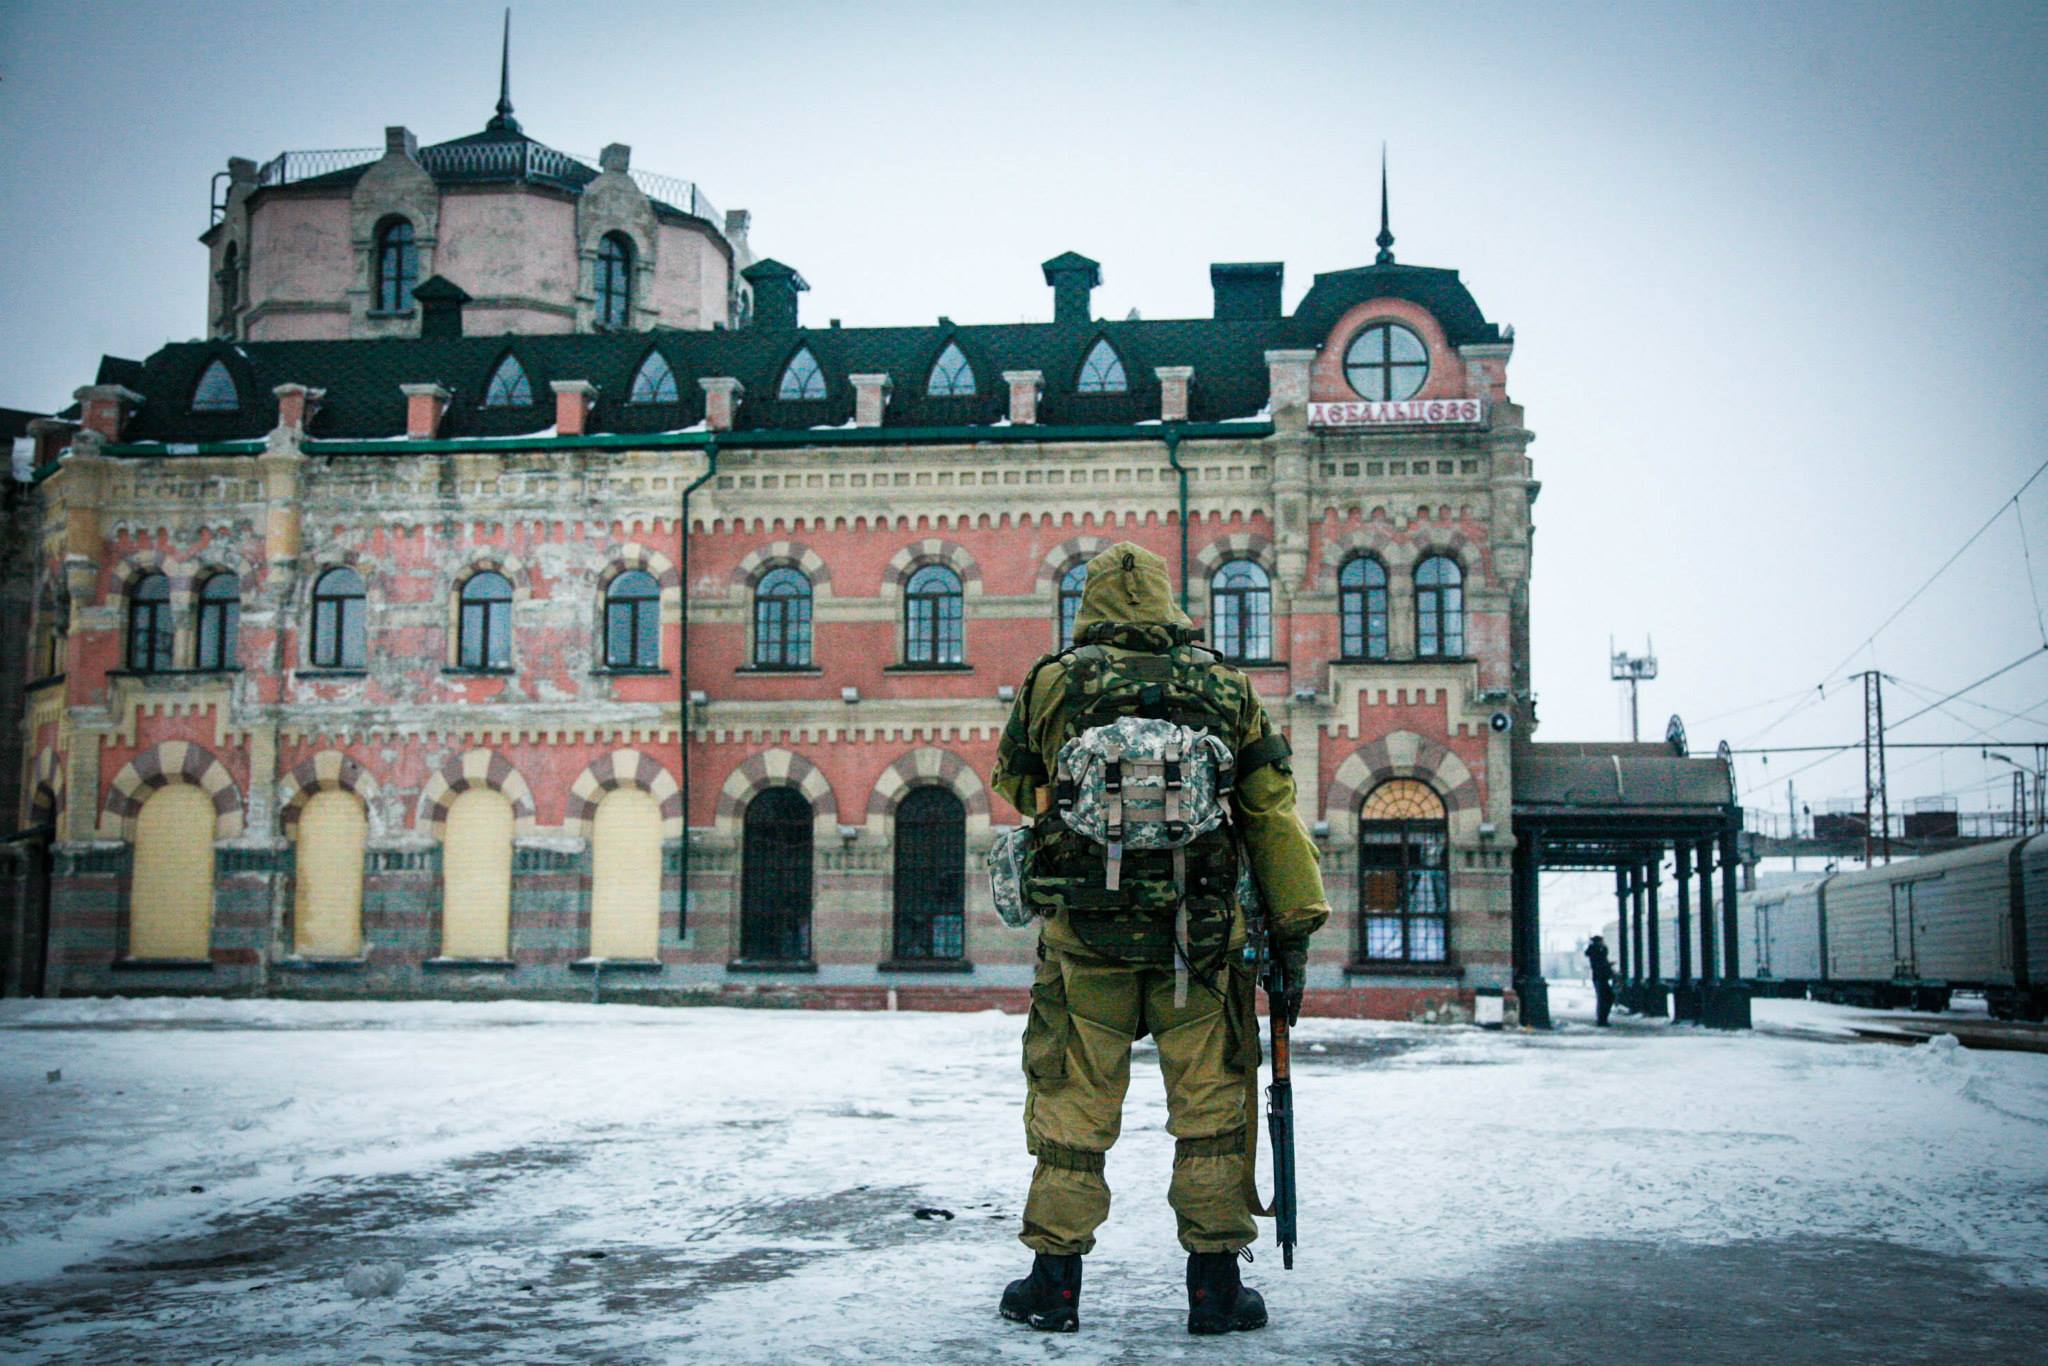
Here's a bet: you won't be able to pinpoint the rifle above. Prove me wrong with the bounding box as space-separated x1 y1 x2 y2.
1247 912 1298 1269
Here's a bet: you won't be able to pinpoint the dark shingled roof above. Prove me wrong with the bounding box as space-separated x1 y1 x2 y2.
109 257 1500 444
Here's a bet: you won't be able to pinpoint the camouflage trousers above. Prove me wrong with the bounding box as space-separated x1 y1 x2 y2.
1020 942 1260 1256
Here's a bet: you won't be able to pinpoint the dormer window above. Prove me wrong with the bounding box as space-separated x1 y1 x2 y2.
484 354 533 407
1344 322 1428 402
1077 339 1127 394
192 359 239 413
928 342 976 397
629 350 678 404
778 346 825 401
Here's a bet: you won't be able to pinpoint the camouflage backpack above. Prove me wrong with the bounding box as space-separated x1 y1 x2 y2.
1020 626 1256 966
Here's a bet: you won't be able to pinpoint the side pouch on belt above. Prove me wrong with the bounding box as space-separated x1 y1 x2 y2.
987 824 1037 929
1023 961 1071 1083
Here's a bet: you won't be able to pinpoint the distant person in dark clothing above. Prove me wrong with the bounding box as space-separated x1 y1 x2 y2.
1586 935 1615 1027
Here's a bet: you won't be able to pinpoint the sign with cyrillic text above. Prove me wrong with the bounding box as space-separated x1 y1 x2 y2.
1309 398 1485 428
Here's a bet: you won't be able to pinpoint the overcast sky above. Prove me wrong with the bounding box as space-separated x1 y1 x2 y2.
3 0 2045 857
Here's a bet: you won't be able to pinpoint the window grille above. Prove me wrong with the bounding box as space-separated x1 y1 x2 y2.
1357 779 1450 964
127 573 172 672
195 573 240 670
928 342 976 397
904 564 963 665
753 566 813 668
310 567 366 669
1209 559 1271 662
458 571 514 669
1077 339 1127 394
741 787 812 961
1415 555 1464 657
484 355 533 407
605 570 661 668
778 347 826 400
1339 556 1388 660
893 787 966 960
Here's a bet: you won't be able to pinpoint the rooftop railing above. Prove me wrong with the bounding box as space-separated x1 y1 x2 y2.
221 144 725 236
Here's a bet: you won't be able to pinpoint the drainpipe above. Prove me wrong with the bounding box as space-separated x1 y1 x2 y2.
677 437 719 939
1165 424 1189 614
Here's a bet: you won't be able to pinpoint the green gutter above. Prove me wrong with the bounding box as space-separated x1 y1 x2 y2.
1164 424 1190 613
675 437 719 943
97 421 1270 460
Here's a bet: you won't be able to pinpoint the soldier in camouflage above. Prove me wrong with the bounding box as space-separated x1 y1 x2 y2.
991 542 1329 1335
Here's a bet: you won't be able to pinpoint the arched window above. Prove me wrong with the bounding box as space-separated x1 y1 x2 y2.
778 346 826 400
484 354 533 408
595 232 634 329
1209 559 1271 663
1058 561 1087 647
1344 322 1429 402
629 350 678 404
129 784 216 959
294 788 366 957
904 563 964 666
216 243 239 330
192 359 239 413
195 572 240 671
893 787 966 962
1338 556 1388 661
1357 779 1449 964
740 787 812 962
374 218 417 312
310 567 366 669
928 341 975 397
605 570 661 669
126 573 172 673
753 566 813 668
1077 338 1127 394
1415 555 1465 658
441 787 512 959
458 571 514 670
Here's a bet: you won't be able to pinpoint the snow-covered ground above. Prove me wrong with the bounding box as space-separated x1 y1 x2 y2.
2 994 2045 1364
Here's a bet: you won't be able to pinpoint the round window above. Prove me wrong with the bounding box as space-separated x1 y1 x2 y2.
1344 323 1429 402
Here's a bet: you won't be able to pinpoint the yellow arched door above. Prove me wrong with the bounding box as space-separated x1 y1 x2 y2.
442 788 513 958
130 784 216 959
295 789 366 957
591 788 662 959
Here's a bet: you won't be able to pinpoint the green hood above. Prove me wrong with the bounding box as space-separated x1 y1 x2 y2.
1071 541 1193 637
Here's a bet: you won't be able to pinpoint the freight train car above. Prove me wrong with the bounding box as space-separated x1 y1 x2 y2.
1751 836 2048 1019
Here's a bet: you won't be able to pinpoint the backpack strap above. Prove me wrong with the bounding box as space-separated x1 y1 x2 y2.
1002 644 1085 787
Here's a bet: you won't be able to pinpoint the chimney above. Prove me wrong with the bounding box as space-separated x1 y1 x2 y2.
384 125 418 160
699 376 743 432
400 383 450 438
73 385 142 442
272 383 326 432
740 259 807 330
1155 366 1193 422
600 142 631 174
1002 370 1043 426
412 276 471 339
1210 262 1283 320
725 208 751 246
551 380 599 436
25 417 77 471
1263 350 1317 431
1041 252 1101 326
849 373 891 427
227 156 259 190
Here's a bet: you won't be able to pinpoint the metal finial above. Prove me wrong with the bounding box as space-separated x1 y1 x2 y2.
1375 144 1395 265
490 9 520 132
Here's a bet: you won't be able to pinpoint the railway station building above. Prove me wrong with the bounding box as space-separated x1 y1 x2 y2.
3 77 1563 1021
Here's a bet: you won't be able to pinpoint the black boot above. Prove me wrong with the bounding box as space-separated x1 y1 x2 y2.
1000 1253 1081 1332
1186 1250 1267 1334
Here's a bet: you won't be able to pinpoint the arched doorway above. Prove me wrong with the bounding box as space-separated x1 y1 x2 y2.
740 787 812 962
893 787 966 962
294 788 366 957
590 788 662 959
130 784 217 959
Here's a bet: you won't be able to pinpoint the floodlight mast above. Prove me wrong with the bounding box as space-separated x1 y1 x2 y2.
1609 636 1659 743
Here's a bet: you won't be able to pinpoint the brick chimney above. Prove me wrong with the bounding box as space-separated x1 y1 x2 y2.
25 417 76 471
385 125 418 160
1002 371 1043 426
551 380 599 436
699 377 743 432
1155 366 1193 422
740 259 807 331
1042 252 1102 326
272 383 326 432
74 385 142 442
850 374 891 427
1264 349 1317 425
400 383 450 438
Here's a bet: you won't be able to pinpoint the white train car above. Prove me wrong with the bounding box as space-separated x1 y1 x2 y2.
1744 880 1826 990
1808 836 2047 1018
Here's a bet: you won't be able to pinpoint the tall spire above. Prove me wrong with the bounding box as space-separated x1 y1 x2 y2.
1375 144 1396 265
488 9 521 134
